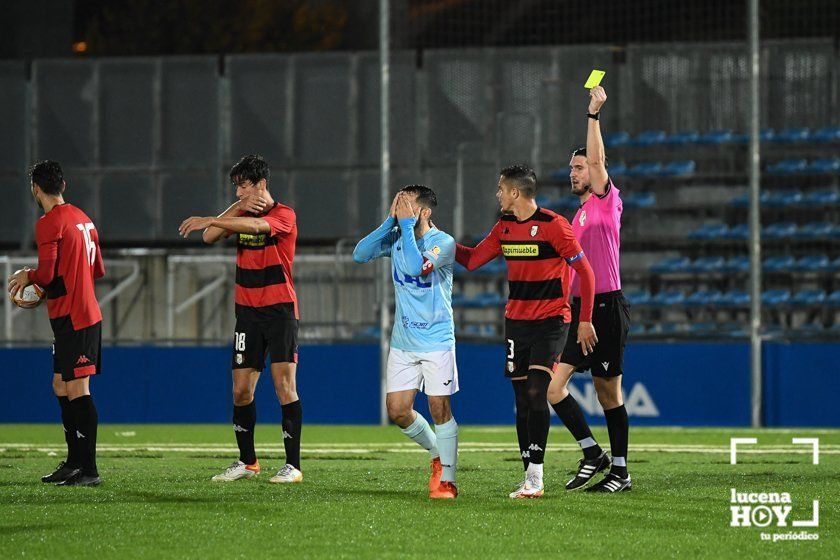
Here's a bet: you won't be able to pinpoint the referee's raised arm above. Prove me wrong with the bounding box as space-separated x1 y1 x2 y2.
585 86 609 195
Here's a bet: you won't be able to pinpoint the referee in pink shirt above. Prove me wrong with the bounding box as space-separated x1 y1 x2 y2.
548 86 632 493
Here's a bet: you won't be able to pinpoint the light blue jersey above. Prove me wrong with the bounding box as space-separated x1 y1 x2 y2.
353 217 456 352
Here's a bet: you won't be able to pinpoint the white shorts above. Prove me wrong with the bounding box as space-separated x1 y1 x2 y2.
386 348 459 396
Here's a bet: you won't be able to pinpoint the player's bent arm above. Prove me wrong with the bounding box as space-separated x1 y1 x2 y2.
586 118 609 196
27 239 59 287
455 234 500 271
209 216 271 235
396 217 424 276
203 201 242 244
569 254 595 322
353 218 397 263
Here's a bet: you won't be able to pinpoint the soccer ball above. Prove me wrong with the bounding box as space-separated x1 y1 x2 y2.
10 275 45 309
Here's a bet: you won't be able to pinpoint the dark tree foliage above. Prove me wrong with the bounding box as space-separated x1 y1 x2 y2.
82 0 347 56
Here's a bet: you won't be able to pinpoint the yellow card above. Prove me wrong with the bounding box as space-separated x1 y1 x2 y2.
584 69 605 89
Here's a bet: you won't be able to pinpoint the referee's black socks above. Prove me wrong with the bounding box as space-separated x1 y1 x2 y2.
281 400 302 470
604 404 629 478
525 370 552 466
233 401 258 465
552 393 602 460
511 380 530 470
69 395 99 477
57 396 81 469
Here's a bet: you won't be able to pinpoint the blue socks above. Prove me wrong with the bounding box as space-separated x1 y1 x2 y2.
435 417 459 482
401 412 439 458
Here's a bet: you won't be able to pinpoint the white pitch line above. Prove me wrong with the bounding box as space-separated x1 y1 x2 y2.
2 445 839 455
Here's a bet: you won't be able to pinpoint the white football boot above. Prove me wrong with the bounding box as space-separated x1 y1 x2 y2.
269 464 303 484
211 460 260 482
509 473 544 498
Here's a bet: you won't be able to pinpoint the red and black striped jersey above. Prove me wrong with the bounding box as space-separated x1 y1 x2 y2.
456 207 585 322
28 204 104 333
234 202 299 321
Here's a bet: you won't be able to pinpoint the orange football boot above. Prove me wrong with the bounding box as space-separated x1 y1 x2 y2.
429 457 443 491
430 480 458 499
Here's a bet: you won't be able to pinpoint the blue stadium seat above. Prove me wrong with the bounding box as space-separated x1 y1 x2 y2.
827 290 840 306
626 162 662 177
535 195 556 207
766 159 807 175
831 256 840 273
628 323 646 335
718 290 750 307
664 131 700 145
762 222 797 239
792 254 830 272
659 160 696 177
791 290 827 306
688 224 729 240
723 256 750 273
720 322 747 337
648 322 685 335
650 256 691 274
765 190 803 207
473 292 505 307
762 289 791 306
691 256 726 273
354 326 381 339
797 222 834 239
729 191 773 208
649 291 685 306
688 322 718 334
698 129 734 144
811 126 840 143
630 130 667 147
794 322 825 335
807 158 840 174
624 291 652 306
685 290 723 307
608 163 628 176
772 127 811 143
803 189 839 205
603 131 631 148
452 293 468 307
622 192 657 208
763 255 796 272
723 224 750 240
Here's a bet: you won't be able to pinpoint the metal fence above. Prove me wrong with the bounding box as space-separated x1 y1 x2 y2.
1 40 837 246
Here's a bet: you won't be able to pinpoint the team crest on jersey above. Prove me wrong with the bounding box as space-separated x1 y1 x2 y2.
235 353 243 365
579 210 587 227
507 361 515 373
530 225 538 237
432 245 441 255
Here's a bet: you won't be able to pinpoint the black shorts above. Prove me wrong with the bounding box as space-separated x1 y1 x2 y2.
560 290 630 378
232 318 299 370
503 316 570 378
52 322 102 382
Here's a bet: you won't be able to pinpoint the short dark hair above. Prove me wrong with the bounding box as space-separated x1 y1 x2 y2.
399 184 437 208
229 155 269 186
30 160 64 195
500 164 538 198
571 147 608 168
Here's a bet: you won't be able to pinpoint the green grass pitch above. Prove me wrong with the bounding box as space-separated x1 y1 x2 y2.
1 425 837 559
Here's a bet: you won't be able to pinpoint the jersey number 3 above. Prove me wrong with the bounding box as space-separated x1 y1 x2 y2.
76 223 96 267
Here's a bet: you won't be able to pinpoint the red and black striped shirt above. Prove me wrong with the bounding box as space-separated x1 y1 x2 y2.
28 204 104 333
456 207 594 322
235 202 299 321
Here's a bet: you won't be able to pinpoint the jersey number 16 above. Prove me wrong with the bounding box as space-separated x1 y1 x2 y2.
76 223 96 267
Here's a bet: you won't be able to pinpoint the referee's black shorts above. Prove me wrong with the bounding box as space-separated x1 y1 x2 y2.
559 290 630 378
